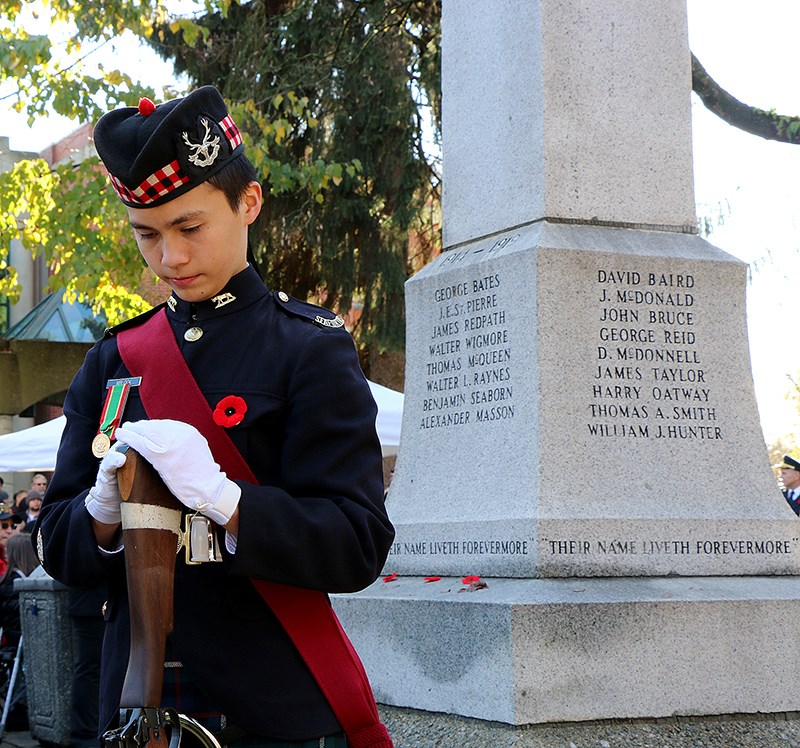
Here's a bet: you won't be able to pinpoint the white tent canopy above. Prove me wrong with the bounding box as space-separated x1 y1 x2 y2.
366 380 403 457
0 380 403 472
0 416 67 472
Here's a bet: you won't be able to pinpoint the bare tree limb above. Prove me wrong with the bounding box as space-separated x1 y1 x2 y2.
692 53 800 144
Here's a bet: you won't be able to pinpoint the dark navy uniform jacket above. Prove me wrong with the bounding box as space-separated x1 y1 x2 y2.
784 489 800 517
33 265 394 740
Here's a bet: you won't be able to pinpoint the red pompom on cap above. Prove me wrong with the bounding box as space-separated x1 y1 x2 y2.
137 97 156 116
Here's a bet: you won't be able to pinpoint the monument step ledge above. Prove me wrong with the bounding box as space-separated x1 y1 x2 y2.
334 575 800 725
339 574 800 605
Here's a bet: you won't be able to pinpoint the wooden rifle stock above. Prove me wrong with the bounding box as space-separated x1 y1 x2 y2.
117 449 181 718
102 450 223 748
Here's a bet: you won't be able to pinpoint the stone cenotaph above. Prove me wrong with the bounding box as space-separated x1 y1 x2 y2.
333 0 800 728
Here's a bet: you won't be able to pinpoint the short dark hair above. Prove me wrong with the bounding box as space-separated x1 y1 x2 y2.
207 154 260 212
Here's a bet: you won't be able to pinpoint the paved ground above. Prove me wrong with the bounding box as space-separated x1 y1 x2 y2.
380 707 800 747
6 709 800 747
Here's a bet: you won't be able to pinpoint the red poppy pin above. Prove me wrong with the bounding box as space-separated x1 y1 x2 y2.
213 395 247 428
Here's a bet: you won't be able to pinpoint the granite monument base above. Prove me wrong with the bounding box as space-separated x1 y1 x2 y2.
388 221 793 578
333 575 800 726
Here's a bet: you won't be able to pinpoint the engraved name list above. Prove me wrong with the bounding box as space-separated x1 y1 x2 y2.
421 272 514 429
590 268 720 442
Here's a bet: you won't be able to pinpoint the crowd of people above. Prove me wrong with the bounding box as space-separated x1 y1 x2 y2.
0 474 46 731
0 474 45 536
0 472 102 742
0 473 47 576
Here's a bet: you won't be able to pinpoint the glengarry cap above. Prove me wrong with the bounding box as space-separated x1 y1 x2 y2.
93 85 244 208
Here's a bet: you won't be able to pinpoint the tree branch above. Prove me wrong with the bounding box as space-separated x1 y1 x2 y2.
692 52 800 144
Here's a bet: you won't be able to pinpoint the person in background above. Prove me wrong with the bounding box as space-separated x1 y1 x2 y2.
0 533 40 647
12 491 27 513
19 491 42 533
780 455 800 516
30 474 48 494
14 476 47 530
0 477 8 503
0 510 22 576
0 532 41 732
0 488 14 512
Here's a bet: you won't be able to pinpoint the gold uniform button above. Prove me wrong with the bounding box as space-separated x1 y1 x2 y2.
184 326 204 342
278 291 289 302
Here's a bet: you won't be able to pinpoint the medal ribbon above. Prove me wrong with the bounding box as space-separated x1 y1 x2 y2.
98 381 132 442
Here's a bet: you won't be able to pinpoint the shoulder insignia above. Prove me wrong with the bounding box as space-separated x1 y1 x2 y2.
314 314 345 329
102 303 166 339
273 291 346 330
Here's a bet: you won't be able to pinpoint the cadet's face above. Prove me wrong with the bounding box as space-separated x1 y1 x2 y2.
127 181 262 303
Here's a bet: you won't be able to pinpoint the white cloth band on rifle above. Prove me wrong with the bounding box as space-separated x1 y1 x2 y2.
120 503 183 540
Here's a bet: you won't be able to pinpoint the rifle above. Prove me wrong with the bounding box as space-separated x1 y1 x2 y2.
101 448 221 748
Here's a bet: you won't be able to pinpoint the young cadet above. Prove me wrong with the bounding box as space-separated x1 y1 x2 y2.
33 86 395 746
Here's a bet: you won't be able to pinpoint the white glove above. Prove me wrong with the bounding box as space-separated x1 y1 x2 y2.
85 446 128 525
114 419 240 526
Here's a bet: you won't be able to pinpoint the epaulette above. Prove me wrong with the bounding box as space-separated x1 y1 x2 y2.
271 291 346 330
102 303 166 339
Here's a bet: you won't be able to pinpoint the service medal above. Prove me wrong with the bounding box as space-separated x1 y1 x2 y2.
91 432 112 458
92 380 134 458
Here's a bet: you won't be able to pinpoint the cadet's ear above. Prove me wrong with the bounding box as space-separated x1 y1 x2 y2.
242 181 263 226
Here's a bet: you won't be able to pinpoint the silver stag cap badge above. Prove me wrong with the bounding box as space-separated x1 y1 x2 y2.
182 118 221 168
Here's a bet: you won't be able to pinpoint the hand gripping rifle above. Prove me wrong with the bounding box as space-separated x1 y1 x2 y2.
101 449 222 748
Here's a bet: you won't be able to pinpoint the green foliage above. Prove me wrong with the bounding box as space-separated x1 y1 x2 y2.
2 4 152 124
0 0 442 351
0 156 151 325
155 0 442 350
777 115 800 142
